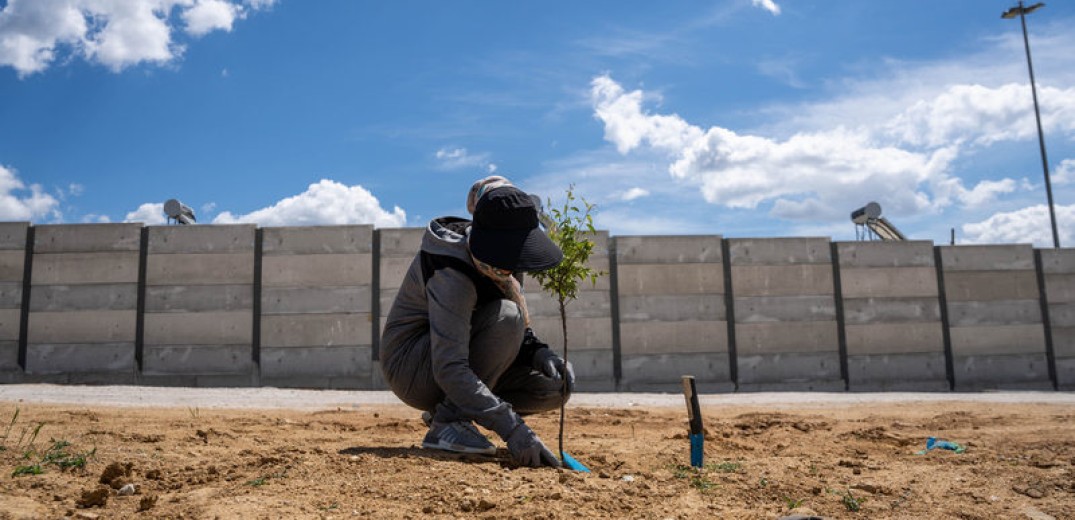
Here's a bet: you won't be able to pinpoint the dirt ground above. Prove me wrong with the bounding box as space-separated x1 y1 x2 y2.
0 398 1072 519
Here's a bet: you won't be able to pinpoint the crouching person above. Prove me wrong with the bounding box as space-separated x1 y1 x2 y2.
380 183 574 468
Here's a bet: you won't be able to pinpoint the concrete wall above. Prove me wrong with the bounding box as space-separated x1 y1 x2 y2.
26 224 142 382
2 222 1072 393
259 226 374 389
1040 249 1075 390
0 222 27 380
142 225 256 386
613 235 731 392
729 238 843 391
523 231 614 391
836 241 947 391
938 245 1050 390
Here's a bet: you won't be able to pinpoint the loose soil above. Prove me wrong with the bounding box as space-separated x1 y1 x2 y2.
0 400 1072 519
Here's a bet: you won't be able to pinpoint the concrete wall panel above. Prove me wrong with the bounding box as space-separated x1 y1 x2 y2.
951 354 1050 389
0 283 23 308
619 353 733 392
0 222 29 249
260 313 371 348
619 321 727 355
29 285 137 312
943 271 1040 301
614 235 722 264
735 322 839 355
0 250 25 280
261 254 371 286
142 345 254 375
0 308 21 341
734 295 834 323
839 268 939 298
938 244 1047 390
261 226 372 254
32 252 139 285
947 300 1042 326
844 322 944 355
949 325 1046 356
143 312 252 345
731 265 833 297
737 353 844 391
0 342 16 371
847 353 949 391
147 225 255 253
28 310 136 343
1041 249 1075 389
34 224 141 253
728 237 831 265
261 346 372 380
940 244 1036 271
25 343 135 374
1044 274 1075 303
615 264 723 295
262 286 370 314
146 253 254 285
146 285 253 313
835 241 935 268
843 298 941 324
618 294 723 322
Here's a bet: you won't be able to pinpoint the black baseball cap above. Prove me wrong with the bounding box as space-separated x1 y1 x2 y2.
469 186 563 272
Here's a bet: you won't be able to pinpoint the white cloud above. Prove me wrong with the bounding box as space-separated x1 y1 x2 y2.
589 73 1075 224
211 179 407 227
1054 159 1074 185
82 214 112 223
435 147 493 171
751 0 781 16
0 0 275 76
182 0 240 37
124 202 167 224
962 204 1075 246
620 187 649 201
0 164 61 221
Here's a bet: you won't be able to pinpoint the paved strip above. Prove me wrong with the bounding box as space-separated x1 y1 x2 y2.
1 384 1073 410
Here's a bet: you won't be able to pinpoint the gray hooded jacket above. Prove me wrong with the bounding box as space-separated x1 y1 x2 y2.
380 216 522 439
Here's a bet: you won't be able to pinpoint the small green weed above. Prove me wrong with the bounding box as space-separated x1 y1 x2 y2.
839 489 864 512
246 477 268 487
12 464 43 476
670 464 718 493
784 496 805 510
11 439 95 477
709 461 741 473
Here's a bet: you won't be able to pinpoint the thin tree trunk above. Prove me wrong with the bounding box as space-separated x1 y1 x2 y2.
558 297 568 458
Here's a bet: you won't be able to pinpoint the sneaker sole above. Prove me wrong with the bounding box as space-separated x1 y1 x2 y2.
421 439 496 456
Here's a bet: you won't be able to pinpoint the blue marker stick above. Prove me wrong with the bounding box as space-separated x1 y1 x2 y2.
682 375 704 468
561 451 591 472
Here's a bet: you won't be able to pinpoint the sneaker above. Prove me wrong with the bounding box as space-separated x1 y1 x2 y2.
422 420 496 455
420 411 433 427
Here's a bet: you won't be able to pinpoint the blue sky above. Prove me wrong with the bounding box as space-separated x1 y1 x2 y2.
1 0 1073 246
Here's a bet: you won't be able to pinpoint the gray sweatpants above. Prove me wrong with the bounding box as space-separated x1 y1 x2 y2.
381 299 568 419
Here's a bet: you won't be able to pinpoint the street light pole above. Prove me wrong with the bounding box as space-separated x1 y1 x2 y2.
1002 2 1059 248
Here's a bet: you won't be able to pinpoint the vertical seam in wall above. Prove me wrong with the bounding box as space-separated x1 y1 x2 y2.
830 243 849 391
135 227 148 376
721 238 738 391
252 228 263 384
933 247 955 391
17 225 34 371
608 237 622 389
371 229 381 362
1034 249 1058 390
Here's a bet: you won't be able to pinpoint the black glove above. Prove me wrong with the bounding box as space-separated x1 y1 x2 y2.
506 422 560 468
532 348 575 395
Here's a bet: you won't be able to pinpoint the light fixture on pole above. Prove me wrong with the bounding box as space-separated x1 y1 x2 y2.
1002 1 1059 248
